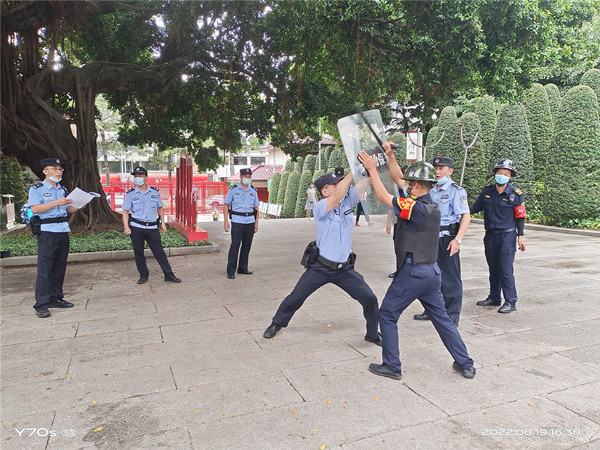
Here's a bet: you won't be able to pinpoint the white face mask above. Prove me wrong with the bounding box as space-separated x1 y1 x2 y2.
49 176 62 183
133 177 145 186
242 178 252 186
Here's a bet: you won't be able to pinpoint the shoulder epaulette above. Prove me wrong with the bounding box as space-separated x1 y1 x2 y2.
451 182 464 190
33 182 44 189
513 188 523 195
229 185 235 190
150 186 159 191
127 188 135 193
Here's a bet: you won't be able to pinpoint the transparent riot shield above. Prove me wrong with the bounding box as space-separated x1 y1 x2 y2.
337 109 398 218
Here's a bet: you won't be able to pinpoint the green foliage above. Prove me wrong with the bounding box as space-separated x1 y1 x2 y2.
523 83 553 185
389 132 407 160
269 172 282 203
0 156 27 224
327 148 345 172
276 172 290 204
490 104 535 204
475 95 498 173
544 84 562 125
542 85 600 224
0 227 209 257
425 126 441 148
284 159 294 172
282 170 300 218
295 169 315 218
322 147 333 170
434 106 462 164
312 169 325 184
457 112 486 199
580 68 600 110
303 154 317 172
294 157 304 173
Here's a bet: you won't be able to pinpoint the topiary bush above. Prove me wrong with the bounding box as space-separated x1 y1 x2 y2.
457 112 486 199
544 83 561 126
0 156 28 224
327 148 345 172
542 85 600 225
276 171 290 204
284 158 294 172
433 106 462 164
303 154 317 172
294 156 304 173
282 170 300 218
475 95 498 173
269 171 282 203
322 146 333 169
389 132 407 162
580 68 600 111
523 83 553 185
294 169 314 218
490 103 535 205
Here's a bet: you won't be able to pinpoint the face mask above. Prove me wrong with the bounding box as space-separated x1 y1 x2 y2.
436 176 448 186
495 174 510 185
133 177 145 186
242 178 252 186
49 176 61 183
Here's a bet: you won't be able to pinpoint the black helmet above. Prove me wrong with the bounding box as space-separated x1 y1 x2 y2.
493 159 516 177
403 161 436 182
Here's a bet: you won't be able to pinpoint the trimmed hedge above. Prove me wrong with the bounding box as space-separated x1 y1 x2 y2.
282 170 300 218
294 169 314 218
322 146 333 169
490 103 535 205
276 171 290 204
433 106 462 164
457 112 486 199
524 83 553 185
269 171 282 203
389 132 407 163
544 83 561 126
284 158 294 172
327 148 345 172
303 154 316 172
293 156 304 173
580 68 600 110
475 95 498 173
542 85 600 224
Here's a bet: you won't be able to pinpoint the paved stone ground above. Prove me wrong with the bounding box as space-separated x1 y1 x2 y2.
1 216 599 449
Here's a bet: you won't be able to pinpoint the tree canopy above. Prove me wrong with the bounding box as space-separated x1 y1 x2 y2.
2 0 599 228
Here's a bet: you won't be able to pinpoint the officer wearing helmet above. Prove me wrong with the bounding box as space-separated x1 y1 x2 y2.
358 146 476 380
470 159 526 314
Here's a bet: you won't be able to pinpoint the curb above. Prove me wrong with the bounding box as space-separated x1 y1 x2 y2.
0 243 220 267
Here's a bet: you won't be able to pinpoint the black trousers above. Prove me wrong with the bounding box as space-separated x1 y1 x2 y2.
227 222 255 275
272 261 379 339
437 235 463 322
34 232 69 310
130 226 173 276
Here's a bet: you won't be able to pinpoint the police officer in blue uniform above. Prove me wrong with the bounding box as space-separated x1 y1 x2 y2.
28 158 79 318
413 156 471 326
122 166 181 284
263 170 381 346
223 168 260 279
470 159 526 313
358 147 475 380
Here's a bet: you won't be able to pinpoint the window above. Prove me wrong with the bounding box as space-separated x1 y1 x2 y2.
250 156 266 165
234 156 248 165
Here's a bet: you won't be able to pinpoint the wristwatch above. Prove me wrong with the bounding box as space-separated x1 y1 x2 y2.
454 238 462 244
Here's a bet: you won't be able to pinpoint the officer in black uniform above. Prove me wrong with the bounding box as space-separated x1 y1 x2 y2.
122 166 181 284
358 148 476 380
28 158 80 318
223 168 260 279
470 159 526 313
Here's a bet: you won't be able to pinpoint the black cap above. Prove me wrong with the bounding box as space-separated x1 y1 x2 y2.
131 166 148 176
240 168 252 176
40 158 64 168
315 173 342 192
431 155 453 168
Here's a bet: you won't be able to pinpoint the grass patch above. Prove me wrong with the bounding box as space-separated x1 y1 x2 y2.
0 227 211 257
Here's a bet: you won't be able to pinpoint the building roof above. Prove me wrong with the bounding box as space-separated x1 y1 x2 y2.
227 165 284 182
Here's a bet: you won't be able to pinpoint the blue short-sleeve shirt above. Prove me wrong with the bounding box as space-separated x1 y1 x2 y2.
225 183 259 224
28 180 70 233
430 178 469 236
123 186 163 229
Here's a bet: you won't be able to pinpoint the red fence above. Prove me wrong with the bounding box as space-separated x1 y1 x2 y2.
102 180 226 215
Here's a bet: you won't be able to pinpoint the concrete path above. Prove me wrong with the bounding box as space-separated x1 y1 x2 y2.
1 217 599 449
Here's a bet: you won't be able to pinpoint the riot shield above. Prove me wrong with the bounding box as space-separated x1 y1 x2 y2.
337 109 398 217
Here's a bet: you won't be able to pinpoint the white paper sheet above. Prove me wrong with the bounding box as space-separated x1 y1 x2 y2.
67 187 101 209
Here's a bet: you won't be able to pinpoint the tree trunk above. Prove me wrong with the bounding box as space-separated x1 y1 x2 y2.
100 129 111 186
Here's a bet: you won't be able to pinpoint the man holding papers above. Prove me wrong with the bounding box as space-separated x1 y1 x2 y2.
27 158 81 318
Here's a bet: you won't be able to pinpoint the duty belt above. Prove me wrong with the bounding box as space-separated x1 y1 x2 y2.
130 217 159 226
487 227 515 234
39 217 69 224
317 254 351 271
440 222 460 235
231 211 255 216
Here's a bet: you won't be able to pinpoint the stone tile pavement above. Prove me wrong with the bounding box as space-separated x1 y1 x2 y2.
1 217 599 449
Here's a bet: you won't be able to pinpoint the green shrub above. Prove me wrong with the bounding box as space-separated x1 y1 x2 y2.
475 95 497 173
0 156 28 224
433 106 462 165
490 103 535 205
542 85 600 225
284 158 294 172
294 156 304 173
544 83 561 126
294 169 314 218
524 83 553 185
282 170 300 218
389 132 407 162
322 146 333 169
327 148 345 172
424 126 442 161
303 154 316 172
580 68 600 110
276 171 290 204
457 112 487 199
269 172 282 203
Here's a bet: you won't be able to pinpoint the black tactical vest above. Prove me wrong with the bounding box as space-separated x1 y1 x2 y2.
394 198 441 265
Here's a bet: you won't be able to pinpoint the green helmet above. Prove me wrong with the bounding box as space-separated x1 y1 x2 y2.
403 161 436 182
